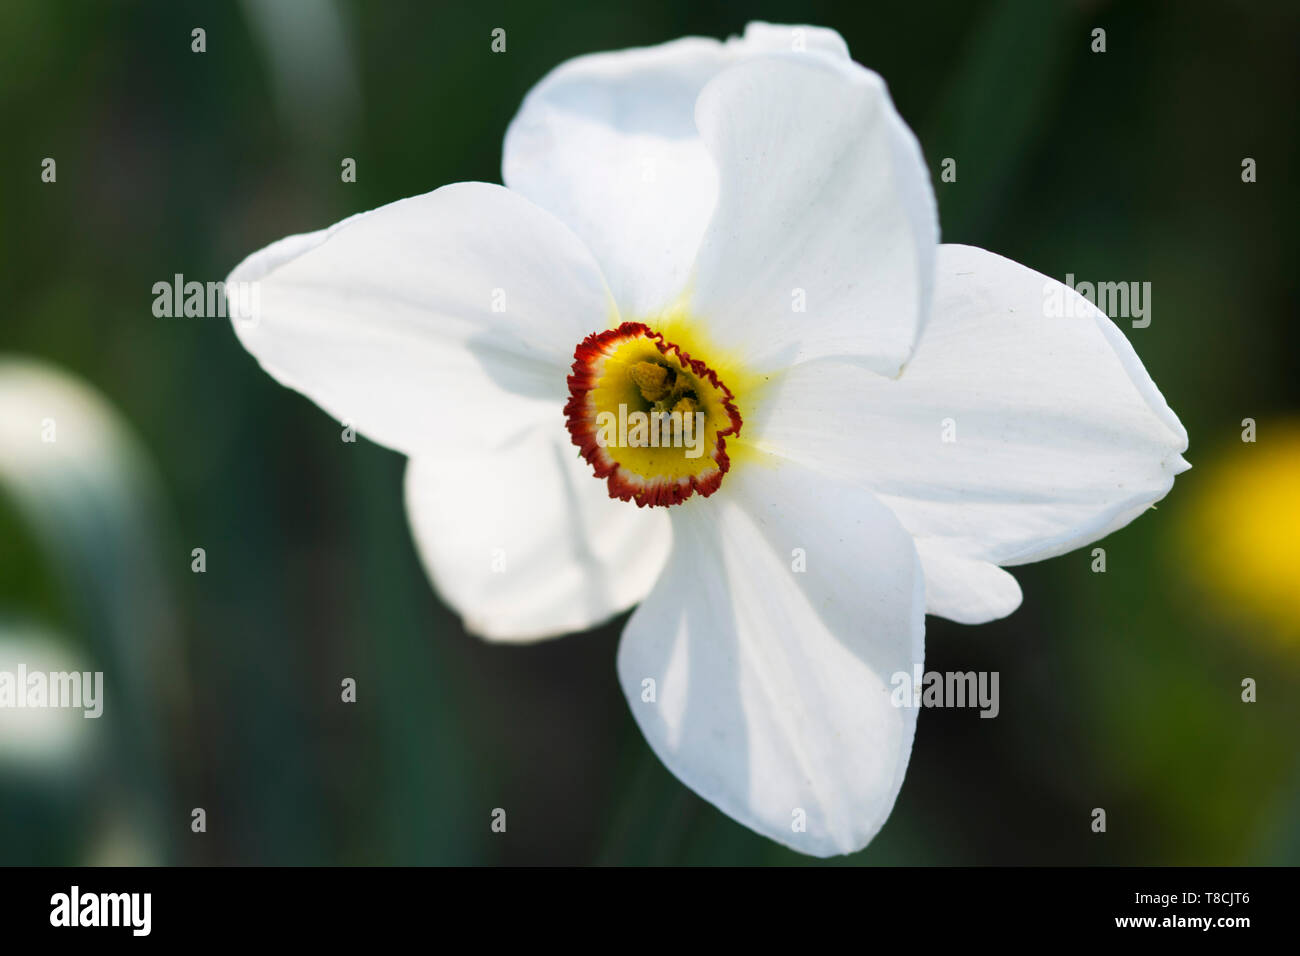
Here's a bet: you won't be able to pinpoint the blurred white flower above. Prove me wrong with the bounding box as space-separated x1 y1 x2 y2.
0 626 96 773
226 23 1187 855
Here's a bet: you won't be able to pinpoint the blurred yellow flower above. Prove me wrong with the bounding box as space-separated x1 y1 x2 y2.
1184 418 1300 646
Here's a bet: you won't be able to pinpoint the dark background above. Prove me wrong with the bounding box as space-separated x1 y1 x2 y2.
1 0 1297 865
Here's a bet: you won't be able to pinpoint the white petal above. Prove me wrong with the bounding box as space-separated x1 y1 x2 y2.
745 245 1189 618
914 540 1022 625
732 21 850 58
227 182 616 458
502 24 848 317
617 462 924 856
0 626 97 770
688 54 938 376
404 421 671 642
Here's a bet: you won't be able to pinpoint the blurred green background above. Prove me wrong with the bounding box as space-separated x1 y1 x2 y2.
1 0 1297 865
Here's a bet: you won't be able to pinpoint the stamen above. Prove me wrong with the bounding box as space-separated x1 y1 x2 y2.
671 395 698 417
629 361 674 402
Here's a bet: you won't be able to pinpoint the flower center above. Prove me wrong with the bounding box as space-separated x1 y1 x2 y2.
565 321 743 507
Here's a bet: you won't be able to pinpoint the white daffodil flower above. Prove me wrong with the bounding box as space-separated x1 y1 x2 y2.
227 22 1189 857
